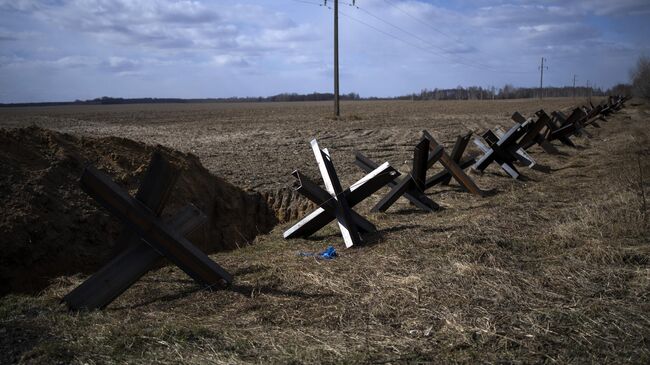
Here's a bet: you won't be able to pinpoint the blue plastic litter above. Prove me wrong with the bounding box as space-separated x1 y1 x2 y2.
298 245 337 260
319 246 337 259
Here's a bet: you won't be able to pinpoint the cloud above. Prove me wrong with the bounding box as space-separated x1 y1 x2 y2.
518 23 600 43
0 0 647 102
53 55 99 68
481 0 650 17
0 28 40 42
556 0 650 16
18 0 320 55
212 54 249 67
104 56 140 72
0 55 99 69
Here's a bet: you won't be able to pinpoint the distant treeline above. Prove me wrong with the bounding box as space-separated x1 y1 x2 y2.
0 85 631 107
396 83 632 101
0 93 361 107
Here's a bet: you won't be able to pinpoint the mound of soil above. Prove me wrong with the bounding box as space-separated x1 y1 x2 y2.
0 126 311 295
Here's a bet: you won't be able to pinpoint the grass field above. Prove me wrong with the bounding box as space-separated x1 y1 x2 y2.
1 98 649 364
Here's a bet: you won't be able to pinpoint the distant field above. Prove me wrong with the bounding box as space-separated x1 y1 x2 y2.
0 98 582 191
1 98 648 364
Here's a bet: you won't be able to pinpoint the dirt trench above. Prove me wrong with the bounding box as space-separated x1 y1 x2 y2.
0 127 312 295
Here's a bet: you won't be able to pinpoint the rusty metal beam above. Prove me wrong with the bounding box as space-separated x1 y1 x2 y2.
421 131 485 196
79 166 233 288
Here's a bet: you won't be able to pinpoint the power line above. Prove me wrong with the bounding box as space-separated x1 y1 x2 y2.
289 0 533 75
338 10 448 59
382 0 465 46
351 4 530 74
289 0 326 6
342 9 485 71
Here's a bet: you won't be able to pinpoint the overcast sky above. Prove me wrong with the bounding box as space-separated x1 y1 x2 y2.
1 0 649 102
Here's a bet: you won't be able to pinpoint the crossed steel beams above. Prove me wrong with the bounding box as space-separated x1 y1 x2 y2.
354 131 485 212
473 110 587 179
541 109 600 147
513 98 617 155
600 95 626 116
64 152 232 310
355 138 442 212
478 111 567 180
473 122 531 179
535 109 578 148
511 111 560 154
552 108 593 138
283 139 399 248
493 126 537 167
421 131 483 194
581 104 606 127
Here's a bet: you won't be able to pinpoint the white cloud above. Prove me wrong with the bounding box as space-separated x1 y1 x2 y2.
212 54 249 67
0 0 647 102
22 0 320 56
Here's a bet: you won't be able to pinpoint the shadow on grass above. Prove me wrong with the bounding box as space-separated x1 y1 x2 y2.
0 321 72 365
110 278 330 310
108 286 203 310
230 284 333 300
389 206 444 215
480 188 500 197
379 224 422 233
530 164 552 174
421 225 465 234
428 185 499 197
551 163 588 172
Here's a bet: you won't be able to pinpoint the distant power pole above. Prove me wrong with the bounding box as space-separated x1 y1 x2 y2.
572 74 577 99
332 0 340 118
326 0 356 118
586 80 591 102
538 57 548 99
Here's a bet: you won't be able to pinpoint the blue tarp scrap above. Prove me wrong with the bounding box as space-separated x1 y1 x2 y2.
298 245 338 260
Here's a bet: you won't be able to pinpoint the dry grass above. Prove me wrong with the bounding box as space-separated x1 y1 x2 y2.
1 98 649 364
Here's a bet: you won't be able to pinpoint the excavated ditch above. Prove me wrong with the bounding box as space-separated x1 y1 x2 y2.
0 127 313 295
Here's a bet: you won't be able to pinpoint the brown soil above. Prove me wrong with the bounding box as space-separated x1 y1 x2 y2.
0 126 309 296
0 98 584 191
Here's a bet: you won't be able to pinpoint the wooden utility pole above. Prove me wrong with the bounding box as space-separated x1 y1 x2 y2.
333 0 340 118
572 74 577 99
539 57 547 99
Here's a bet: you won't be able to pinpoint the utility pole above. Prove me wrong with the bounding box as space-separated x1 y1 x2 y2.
328 0 357 118
572 74 577 99
538 57 548 99
586 80 591 102
333 0 340 118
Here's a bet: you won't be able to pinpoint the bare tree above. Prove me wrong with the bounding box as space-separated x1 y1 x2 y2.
631 56 650 99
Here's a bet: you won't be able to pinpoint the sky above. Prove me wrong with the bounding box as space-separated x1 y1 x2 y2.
0 0 649 102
